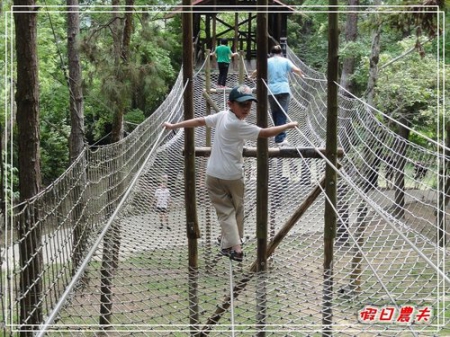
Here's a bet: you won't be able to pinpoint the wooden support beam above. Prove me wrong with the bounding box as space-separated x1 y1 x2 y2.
193 146 344 158
202 91 220 113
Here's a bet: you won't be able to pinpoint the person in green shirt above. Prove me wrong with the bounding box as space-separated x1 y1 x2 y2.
214 38 238 88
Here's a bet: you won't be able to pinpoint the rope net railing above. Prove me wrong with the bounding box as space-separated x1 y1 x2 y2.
2 47 449 336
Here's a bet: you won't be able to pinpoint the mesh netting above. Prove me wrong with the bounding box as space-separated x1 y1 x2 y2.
3 47 449 336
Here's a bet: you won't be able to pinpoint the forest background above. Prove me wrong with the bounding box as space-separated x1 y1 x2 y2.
0 0 449 208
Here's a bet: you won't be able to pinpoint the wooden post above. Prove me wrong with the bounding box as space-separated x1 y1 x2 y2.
323 1 339 336
256 1 268 335
99 220 121 328
212 8 217 69
437 121 450 246
246 13 252 61
183 1 201 334
234 12 239 71
238 51 245 84
204 50 213 272
202 91 220 112
205 14 211 51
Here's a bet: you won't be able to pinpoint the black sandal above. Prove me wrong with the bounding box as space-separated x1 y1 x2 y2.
230 250 244 262
220 248 231 257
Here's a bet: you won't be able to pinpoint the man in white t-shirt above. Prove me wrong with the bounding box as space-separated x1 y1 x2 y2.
163 84 297 262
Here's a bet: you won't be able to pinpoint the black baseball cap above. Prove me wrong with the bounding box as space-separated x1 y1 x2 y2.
228 85 257 103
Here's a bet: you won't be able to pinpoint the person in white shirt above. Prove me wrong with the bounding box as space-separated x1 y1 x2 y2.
163 84 297 262
154 183 171 230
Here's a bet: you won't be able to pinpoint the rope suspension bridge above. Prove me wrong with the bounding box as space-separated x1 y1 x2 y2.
2 46 449 336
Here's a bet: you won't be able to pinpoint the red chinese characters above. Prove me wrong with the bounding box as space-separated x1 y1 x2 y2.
359 305 432 324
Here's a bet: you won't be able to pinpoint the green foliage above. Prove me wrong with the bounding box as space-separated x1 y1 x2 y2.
40 82 71 184
339 40 366 61
288 3 447 148
40 122 70 186
133 24 178 113
373 37 448 142
288 1 370 73
0 5 183 184
287 13 328 72
76 8 180 146
125 108 146 134
430 9 450 64
37 10 71 184
2 151 19 205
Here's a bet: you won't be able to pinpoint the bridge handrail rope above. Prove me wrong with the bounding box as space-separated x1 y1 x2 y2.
35 78 190 336
194 56 208 78
263 67 449 249
260 77 450 287
338 84 448 152
11 70 185 212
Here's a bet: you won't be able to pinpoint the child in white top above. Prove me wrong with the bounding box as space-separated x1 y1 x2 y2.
154 183 171 230
163 85 297 261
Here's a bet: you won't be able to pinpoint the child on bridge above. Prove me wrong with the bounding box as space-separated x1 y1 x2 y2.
163 84 298 262
154 182 171 230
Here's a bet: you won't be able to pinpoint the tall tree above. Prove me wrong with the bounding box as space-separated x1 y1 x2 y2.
110 0 125 142
110 0 134 143
14 0 43 334
365 0 382 108
99 0 134 326
67 0 85 162
339 0 359 94
67 0 89 277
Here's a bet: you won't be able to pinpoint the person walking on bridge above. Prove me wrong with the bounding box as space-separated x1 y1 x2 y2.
213 38 238 89
251 44 303 146
163 84 298 262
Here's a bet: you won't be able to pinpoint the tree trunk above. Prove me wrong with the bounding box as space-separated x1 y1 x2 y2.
67 0 89 279
362 0 382 191
122 0 133 62
339 0 359 154
110 0 123 142
14 0 43 334
67 0 85 163
392 114 411 219
109 0 133 143
99 1 134 326
340 0 359 95
366 29 381 107
366 0 382 107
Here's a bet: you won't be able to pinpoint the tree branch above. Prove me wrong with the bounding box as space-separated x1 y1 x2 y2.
379 36 434 72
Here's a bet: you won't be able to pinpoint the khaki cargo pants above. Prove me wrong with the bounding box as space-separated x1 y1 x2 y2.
206 175 244 249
